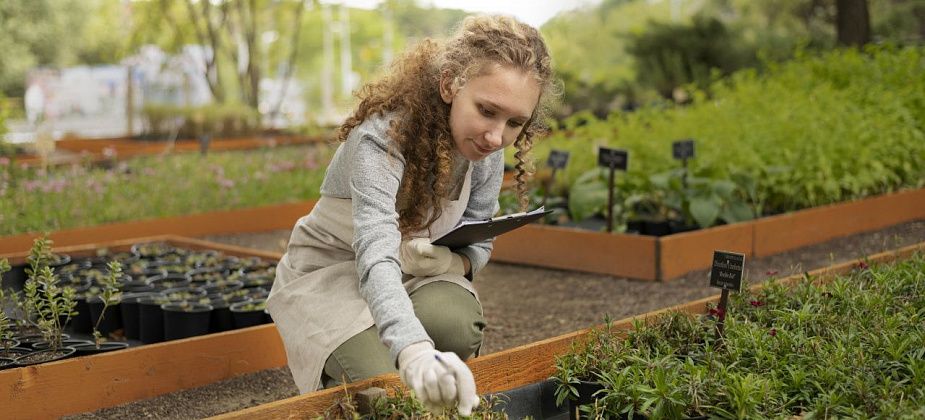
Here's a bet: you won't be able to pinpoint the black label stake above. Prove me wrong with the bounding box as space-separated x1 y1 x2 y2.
709 250 745 344
542 150 570 217
672 139 695 189
597 147 628 233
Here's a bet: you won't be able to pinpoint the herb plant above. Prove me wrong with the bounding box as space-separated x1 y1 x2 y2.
22 237 77 354
315 386 510 419
0 259 12 351
91 261 123 348
554 254 925 418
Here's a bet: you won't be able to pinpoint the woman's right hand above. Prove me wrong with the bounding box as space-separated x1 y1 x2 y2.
397 341 480 416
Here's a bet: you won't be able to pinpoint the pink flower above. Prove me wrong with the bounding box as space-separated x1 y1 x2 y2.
303 157 318 170
749 300 764 307
769 328 777 337
708 307 725 318
23 180 40 193
218 178 235 189
855 261 869 271
0 157 9 166
102 147 117 159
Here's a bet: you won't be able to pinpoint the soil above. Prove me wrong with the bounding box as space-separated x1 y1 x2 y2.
64 220 925 419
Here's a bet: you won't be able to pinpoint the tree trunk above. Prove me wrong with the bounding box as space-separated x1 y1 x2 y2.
836 0 870 47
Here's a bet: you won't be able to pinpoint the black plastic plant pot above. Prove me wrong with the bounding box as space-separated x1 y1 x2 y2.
162 302 213 340
208 295 250 333
0 347 32 360
1 338 21 349
88 297 123 337
16 333 69 349
643 220 672 237
187 267 231 285
567 380 606 420
32 339 95 351
138 296 169 344
202 280 244 296
13 347 77 367
162 286 208 302
71 341 131 356
69 296 94 334
147 273 192 292
131 242 179 259
669 220 698 234
229 299 269 329
120 292 161 340
0 357 14 370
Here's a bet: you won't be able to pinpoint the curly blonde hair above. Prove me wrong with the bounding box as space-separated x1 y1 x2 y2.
336 15 556 235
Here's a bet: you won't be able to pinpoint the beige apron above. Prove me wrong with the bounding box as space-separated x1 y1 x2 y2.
267 164 477 394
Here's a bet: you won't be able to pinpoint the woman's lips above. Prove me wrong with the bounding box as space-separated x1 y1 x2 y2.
473 142 494 155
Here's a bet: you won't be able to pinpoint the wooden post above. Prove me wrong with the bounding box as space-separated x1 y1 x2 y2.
126 66 134 137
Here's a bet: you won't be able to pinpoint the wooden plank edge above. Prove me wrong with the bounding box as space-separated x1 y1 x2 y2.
0 200 313 255
2 234 283 264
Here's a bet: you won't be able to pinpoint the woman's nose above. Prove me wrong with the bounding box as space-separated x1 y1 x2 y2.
484 123 504 148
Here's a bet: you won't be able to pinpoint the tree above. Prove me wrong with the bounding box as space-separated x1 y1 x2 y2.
836 0 871 46
132 0 309 111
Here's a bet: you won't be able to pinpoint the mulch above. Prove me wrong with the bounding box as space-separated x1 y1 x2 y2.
64 220 925 419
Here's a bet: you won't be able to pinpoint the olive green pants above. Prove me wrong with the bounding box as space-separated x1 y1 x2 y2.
321 281 485 387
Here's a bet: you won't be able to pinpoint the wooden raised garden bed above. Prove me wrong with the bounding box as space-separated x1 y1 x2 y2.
210 241 925 419
0 201 316 255
13 134 329 167
0 187 920 280
492 187 925 280
0 235 287 419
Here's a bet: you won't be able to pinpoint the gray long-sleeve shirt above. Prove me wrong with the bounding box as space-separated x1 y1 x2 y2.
319 113 504 362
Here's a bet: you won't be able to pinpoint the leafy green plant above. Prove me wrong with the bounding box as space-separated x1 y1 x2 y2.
91 261 123 348
532 46 925 229
0 259 12 351
1 144 333 236
313 386 510 419
22 237 77 354
554 254 925 418
650 168 755 228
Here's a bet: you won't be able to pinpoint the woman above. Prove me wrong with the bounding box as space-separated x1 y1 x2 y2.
267 14 556 416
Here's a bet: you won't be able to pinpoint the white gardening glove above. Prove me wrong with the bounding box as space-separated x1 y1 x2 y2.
399 238 466 277
398 341 480 416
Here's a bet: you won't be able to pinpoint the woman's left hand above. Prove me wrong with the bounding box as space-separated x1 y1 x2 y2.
399 238 466 277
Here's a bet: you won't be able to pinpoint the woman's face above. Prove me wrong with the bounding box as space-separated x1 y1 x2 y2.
441 65 541 161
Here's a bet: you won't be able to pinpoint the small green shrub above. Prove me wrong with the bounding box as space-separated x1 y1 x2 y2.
554 254 925 418
533 46 925 228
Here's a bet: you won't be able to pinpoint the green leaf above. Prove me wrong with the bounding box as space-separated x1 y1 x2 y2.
721 201 755 224
689 196 721 227
568 176 609 222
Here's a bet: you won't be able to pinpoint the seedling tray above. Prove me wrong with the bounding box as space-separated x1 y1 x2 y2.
0 235 287 419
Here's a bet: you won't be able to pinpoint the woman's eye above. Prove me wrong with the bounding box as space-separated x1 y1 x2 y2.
478 105 494 117
507 120 525 128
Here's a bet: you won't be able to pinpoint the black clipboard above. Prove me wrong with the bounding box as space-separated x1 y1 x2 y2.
432 207 551 249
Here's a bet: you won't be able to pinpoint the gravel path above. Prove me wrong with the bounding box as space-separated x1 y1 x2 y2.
65 220 925 419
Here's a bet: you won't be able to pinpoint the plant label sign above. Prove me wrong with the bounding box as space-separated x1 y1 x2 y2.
672 139 695 160
597 147 628 171
710 250 745 291
547 150 570 169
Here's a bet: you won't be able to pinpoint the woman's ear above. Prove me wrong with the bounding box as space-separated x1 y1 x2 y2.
439 70 455 104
